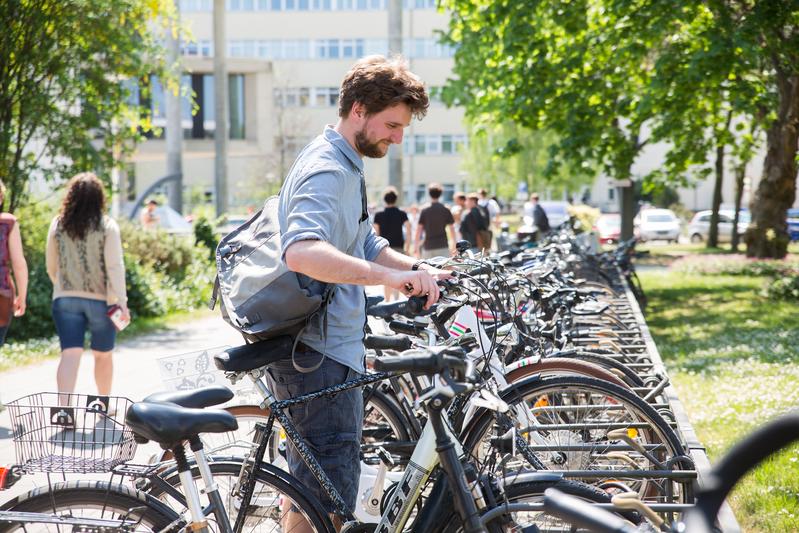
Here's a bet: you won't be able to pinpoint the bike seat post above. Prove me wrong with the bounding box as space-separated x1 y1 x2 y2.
189 436 233 533
171 440 210 533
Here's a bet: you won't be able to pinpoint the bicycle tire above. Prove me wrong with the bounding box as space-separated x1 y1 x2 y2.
461 375 692 503
148 458 335 532
0 480 179 533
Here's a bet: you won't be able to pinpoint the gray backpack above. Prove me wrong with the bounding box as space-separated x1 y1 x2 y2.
209 179 365 372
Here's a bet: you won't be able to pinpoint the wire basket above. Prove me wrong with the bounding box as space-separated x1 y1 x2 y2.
5 392 137 473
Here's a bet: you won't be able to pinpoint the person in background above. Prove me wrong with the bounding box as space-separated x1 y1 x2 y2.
46 172 129 400
0 180 28 346
415 182 456 258
529 192 550 237
139 199 159 230
373 186 411 301
459 193 489 250
478 188 501 229
450 191 466 240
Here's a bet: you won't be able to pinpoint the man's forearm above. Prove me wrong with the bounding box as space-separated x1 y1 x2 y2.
285 239 395 286
374 246 416 271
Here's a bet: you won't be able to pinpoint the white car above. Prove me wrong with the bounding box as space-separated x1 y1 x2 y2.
634 208 681 243
687 209 749 243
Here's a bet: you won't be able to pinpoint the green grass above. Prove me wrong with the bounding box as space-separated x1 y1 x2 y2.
640 271 799 532
0 308 216 373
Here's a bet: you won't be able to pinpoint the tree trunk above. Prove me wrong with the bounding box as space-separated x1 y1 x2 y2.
730 163 746 252
708 143 724 248
745 74 799 259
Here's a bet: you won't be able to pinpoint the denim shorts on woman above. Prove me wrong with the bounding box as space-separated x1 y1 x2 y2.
264 349 363 516
52 297 117 351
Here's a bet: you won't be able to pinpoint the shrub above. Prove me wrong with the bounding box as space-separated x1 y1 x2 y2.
193 216 218 261
765 275 799 301
119 222 197 281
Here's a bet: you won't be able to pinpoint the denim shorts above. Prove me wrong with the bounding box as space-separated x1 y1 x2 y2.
265 350 363 516
52 297 117 351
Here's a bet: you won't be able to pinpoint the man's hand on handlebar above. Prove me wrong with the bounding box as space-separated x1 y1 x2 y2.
386 268 452 310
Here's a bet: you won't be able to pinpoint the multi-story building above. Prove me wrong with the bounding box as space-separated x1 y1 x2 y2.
128 0 470 213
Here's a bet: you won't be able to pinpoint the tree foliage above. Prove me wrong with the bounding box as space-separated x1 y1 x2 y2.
459 120 594 201
0 0 178 211
441 0 799 258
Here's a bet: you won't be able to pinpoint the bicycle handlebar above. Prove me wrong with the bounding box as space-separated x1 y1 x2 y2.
363 334 413 352
373 350 467 376
367 295 429 319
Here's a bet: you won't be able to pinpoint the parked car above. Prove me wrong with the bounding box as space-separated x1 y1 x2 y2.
788 208 799 241
634 208 681 243
594 213 621 244
687 209 749 243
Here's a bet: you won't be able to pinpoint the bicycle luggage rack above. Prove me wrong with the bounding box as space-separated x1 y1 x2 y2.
615 267 742 532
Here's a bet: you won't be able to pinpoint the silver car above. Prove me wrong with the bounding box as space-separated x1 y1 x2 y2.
687 210 749 243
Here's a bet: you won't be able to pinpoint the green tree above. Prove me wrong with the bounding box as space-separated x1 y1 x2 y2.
442 0 798 258
441 0 674 238
0 0 177 211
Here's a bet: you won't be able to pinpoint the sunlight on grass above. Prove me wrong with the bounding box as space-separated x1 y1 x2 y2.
641 270 799 531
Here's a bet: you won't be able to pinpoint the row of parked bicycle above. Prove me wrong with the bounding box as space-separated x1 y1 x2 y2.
0 228 796 532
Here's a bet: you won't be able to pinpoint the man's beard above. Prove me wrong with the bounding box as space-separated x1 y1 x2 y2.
355 127 388 158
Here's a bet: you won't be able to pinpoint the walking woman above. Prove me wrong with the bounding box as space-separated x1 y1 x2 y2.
46 172 129 397
0 180 28 346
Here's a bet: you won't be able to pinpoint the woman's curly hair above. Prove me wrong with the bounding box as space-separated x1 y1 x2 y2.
59 172 106 240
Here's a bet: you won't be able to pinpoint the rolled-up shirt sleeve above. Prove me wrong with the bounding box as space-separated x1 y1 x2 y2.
281 170 343 259
364 224 389 261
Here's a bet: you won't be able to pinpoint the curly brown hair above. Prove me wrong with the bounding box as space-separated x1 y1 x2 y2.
338 55 429 120
60 172 106 240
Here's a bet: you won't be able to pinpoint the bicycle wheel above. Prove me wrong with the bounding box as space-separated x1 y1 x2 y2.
461 375 693 504
149 458 335 532
362 386 413 464
0 480 179 533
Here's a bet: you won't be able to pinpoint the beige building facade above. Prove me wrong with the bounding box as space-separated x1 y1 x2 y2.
127 0 469 214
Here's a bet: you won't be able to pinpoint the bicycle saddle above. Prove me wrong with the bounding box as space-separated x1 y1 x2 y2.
143 385 234 409
126 402 238 448
213 335 294 372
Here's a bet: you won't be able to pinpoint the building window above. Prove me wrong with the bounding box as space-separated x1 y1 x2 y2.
608 188 615 201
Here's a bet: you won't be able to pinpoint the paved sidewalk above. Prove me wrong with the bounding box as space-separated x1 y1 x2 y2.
0 313 242 495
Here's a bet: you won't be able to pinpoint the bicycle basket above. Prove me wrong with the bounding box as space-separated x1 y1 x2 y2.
5 392 137 473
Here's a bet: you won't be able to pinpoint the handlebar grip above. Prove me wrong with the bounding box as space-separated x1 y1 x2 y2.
543 489 636 533
372 352 466 376
388 320 423 336
405 295 428 314
363 334 413 352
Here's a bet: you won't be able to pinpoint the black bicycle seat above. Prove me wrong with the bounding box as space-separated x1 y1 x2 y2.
143 385 234 409
126 402 238 448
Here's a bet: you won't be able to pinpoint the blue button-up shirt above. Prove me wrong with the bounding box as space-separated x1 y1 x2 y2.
278 126 389 373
